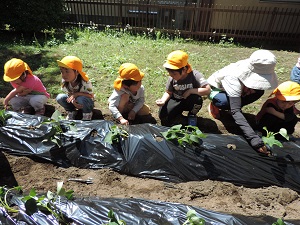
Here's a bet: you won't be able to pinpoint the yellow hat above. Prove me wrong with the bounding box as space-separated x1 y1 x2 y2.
57 56 89 82
113 63 144 90
272 81 300 101
163 50 192 73
3 58 33 82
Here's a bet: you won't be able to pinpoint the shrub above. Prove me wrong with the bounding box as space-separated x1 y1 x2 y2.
0 0 66 32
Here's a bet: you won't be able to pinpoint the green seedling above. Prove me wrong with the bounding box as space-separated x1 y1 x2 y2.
22 181 74 224
103 209 126 225
0 186 22 213
42 110 77 147
262 127 289 148
161 125 206 148
272 218 286 225
104 125 129 144
183 210 205 225
0 109 12 126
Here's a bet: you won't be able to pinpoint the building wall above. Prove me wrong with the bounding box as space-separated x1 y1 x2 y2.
209 0 300 33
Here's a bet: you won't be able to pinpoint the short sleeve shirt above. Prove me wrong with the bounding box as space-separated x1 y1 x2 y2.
166 70 208 99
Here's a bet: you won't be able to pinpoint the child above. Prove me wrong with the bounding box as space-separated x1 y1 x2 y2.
155 50 211 126
56 56 94 120
256 81 300 139
108 63 150 125
290 55 300 114
3 58 50 115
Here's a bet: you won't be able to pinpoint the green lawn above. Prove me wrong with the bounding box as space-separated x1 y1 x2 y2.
0 28 298 117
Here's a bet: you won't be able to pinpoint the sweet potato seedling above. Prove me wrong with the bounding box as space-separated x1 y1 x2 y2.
22 181 74 224
103 209 126 225
262 127 289 148
272 218 286 225
0 186 22 213
0 109 11 126
41 110 77 147
104 124 129 144
183 209 205 225
161 125 207 148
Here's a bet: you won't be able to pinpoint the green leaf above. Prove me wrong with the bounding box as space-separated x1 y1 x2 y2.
51 110 63 121
57 181 64 195
279 128 289 141
47 190 55 200
25 197 38 216
272 218 286 225
189 134 200 144
186 209 197 218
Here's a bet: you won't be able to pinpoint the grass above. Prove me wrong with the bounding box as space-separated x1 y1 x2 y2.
0 27 299 118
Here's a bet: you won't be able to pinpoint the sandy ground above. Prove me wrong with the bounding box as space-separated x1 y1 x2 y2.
1 98 300 224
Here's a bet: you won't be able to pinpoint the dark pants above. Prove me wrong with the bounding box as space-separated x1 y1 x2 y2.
159 94 203 126
212 90 264 110
257 113 297 139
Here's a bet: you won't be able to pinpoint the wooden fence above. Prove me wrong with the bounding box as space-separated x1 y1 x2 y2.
62 0 300 46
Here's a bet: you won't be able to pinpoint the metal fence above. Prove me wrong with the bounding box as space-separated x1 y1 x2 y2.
63 0 300 46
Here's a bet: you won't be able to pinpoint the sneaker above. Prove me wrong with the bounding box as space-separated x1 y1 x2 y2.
82 112 93 121
208 102 220 119
66 111 78 120
35 107 45 115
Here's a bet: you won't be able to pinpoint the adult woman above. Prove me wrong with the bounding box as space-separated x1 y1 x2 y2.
207 49 278 155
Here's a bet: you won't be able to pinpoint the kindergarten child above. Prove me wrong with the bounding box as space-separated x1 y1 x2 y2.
3 58 50 115
256 81 300 138
108 63 150 125
290 54 300 114
56 56 94 120
155 50 211 126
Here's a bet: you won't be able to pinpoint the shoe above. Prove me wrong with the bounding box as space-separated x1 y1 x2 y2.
82 112 93 121
208 102 220 119
35 107 45 115
66 111 78 120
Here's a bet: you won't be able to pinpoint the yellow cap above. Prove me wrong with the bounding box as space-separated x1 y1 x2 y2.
113 63 144 90
272 81 300 101
3 58 32 82
57 56 89 82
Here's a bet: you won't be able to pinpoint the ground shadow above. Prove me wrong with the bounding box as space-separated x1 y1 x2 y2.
217 111 257 135
0 151 18 187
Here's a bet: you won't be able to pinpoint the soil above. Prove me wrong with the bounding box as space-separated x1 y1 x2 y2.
1 98 300 224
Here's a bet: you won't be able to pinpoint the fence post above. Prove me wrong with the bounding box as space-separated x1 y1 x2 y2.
266 7 278 40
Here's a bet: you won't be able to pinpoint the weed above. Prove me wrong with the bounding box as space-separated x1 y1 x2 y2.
262 127 289 148
161 125 206 148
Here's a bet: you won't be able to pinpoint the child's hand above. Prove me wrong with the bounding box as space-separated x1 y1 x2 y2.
72 100 83 109
182 89 191 99
155 99 165 106
3 99 9 110
119 117 129 125
128 110 136 121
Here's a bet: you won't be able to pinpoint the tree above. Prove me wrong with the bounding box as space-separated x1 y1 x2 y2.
0 0 66 32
